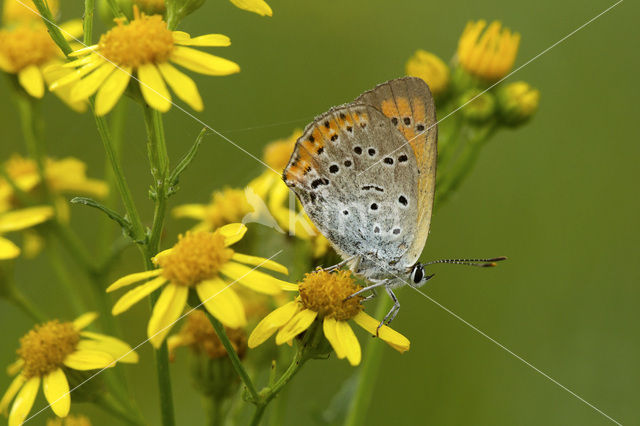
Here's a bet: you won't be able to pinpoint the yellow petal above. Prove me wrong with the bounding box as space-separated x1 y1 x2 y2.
220 262 291 295
335 320 361 365
63 350 115 370
43 368 70 417
8 376 39 426
173 32 231 46
6 359 24 377
0 206 54 233
41 62 87 113
196 279 246 328
68 45 99 57
248 300 300 348
111 276 166 315
106 269 162 293
70 62 115 102
50 56 102 90
95 65 131 116
322 317 346 359
0 374 25 415
137 63 171 112
59 19 84 40
18 65 44 98
157 62 203 111
0 237 20 260
275 308 316 345
172 204 206 219
229 0 272 16
79 332 138 363
352 311 410 353
170 46 240 76
148 283 188 348
218 223 247 246
231 253 288 275
72 312 98 330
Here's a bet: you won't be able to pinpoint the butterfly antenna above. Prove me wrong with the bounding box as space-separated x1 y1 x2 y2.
423 257 507 268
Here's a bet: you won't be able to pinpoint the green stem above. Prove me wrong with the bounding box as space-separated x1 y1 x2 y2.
343 297 392 426
204 396 224 426
97 393 144 426
83 0 94 45
204 311 260 402
45 237 87 316
31 0 72 55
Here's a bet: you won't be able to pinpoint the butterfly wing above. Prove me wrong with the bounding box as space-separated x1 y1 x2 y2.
356 77 437 264
283 101 422 269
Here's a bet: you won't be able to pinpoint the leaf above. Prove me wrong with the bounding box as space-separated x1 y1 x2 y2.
70 197 135 239
167 128 207 195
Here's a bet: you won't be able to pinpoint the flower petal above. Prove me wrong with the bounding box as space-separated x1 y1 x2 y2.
95 65 132 116
248 300 300 348
218 223 246 246
335 320 361 365
172 204 206 219
18 65 44 98
106 269 162 293
50 56 102 89
59 19 84 40
72 312 98 330
231 253 288 275
70 62 115 102
148 283 188 348
171 46 240 76
41 62 87 113
229 0 272 16
0 374 25 415
275 308 317 345
111 276 166 315
63 350 115 370
43 368 70 417
138 63 171 112
6 359 24 376
68 45 99 57
157 62 203 111
173 32 231 46
322 316 346 359
8 376 39 426
352 311 410 353
0 237 20 260
220 262 291 295
0 206 54 233
196 279 246 328
79 332 138 363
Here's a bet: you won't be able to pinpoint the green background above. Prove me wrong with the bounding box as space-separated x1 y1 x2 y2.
1 0 638 424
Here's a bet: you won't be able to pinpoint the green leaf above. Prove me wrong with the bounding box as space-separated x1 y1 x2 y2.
70 197 135 239
167 127 206 196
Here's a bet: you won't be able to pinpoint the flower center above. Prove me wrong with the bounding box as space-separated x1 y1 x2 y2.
98 11 174 68
157 231 233 286
205 188 251 229
299 270 363 321
17 320 80 378
0 24 58 72
180 311 247 359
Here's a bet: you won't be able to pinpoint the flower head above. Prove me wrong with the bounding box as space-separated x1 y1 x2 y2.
51 7 240 116
0 206 54 259
46 414 92 426
0 313 137 425
457 20 520 81
173 187 252 231
405 50 450 96
497 81 540 126
3 0 59 24
107 224 295 348
249 270 410 366
459 88 496 124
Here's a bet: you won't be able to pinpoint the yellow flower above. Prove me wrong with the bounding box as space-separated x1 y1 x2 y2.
0 206 54 259
248 270 410 366
167 310 247 360
497 81 540 126
50 7 240 116
107 224 295 348
457 20 520 81
0 313 137 425
172 187 251 232
229 0 272 16
0 155 108 213
405 50 450 96
3 0 59 25
46 414 92 426
0 18 86 111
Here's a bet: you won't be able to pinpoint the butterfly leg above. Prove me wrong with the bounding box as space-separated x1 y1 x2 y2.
320 255 359 273
360 288 377 302
377 286 400 336
345 279 388 300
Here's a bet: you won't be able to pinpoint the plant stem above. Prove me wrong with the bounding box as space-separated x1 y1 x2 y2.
45 237 87 316
83 0 94 45
31 0 72 55
343 297 392 426
204 311 260 402
97 393 145 426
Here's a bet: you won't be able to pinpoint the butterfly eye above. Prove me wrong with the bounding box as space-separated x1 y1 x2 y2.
411 263 424 284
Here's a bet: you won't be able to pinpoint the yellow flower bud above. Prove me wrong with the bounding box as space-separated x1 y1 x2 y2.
459 89 496 124
405 50 450 96
497 81 540 126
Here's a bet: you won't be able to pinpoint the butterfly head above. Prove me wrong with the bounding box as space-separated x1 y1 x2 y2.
408 262 435 288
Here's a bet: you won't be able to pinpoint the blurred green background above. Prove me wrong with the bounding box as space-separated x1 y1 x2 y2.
1 0 638 424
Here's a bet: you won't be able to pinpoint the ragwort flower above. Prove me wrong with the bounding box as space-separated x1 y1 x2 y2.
457 20 520 81
107 224 295 348
50 7 240 116
172 187 252 232
0 206 53 259
249 270 410 366
405 49 450 96
229 0 272 16
2 0 58 24
0 313 137 425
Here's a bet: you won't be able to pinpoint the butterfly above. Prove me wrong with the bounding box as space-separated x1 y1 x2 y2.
283 77 502 327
